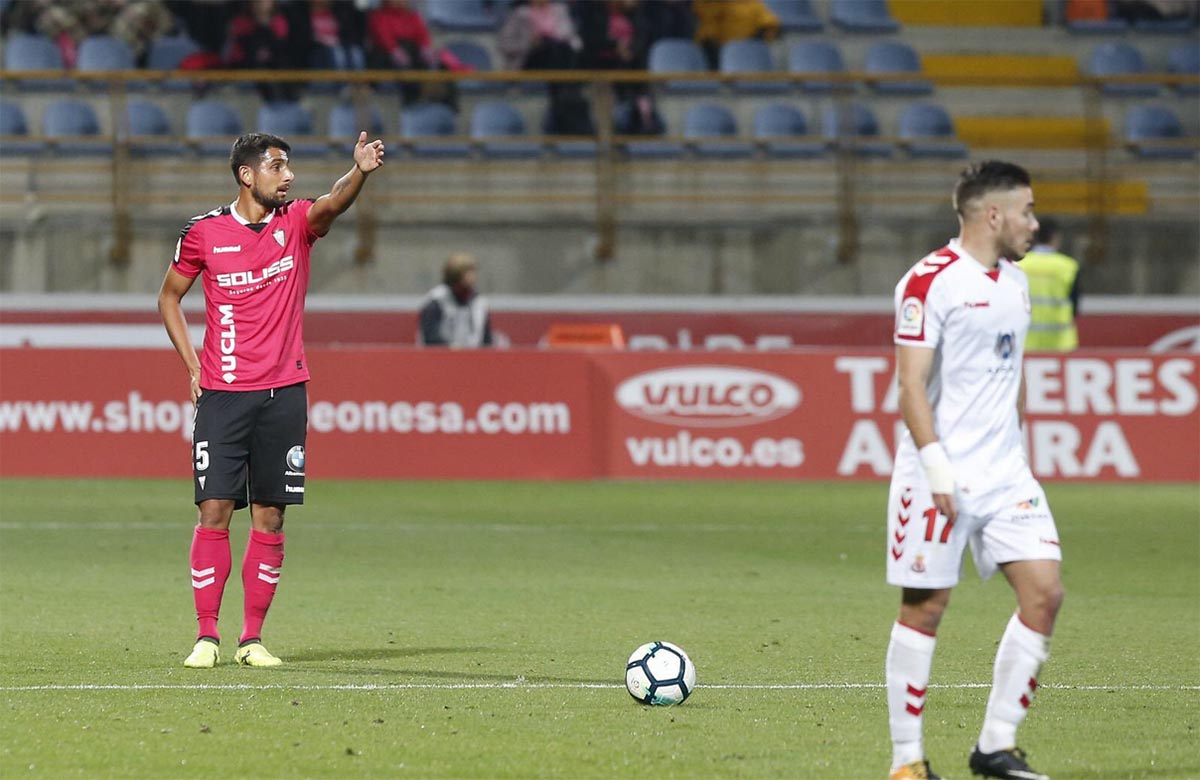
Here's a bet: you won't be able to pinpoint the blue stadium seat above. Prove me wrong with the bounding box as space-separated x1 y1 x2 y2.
787 40 849 94
186 98 242 155
1087 42 1159 97
1168 41 1200 96
0 99 43 156
683 104 754 159
648 39 719 94
146 34 203 92
765 0 824 33
256 102 328 157
864 41 933 96
306 43 365 95
42 99 110 155
427 0 502 31
470 100 543 159
3 33 72 91
328 102 386 151
1124 105 1195 160
439 40 505 94
78 35 143 91
752 103 825 158
821 101 892 157
1132 12 1197 34
830 0 900 33
401 102 472 159
720 39 787 95
614 102 683 160
898 103 967 159
125 99 183 155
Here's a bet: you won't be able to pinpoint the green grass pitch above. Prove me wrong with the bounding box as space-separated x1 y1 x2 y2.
0 479 1196 779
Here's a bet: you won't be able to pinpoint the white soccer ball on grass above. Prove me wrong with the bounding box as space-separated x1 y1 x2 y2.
625 641 696 705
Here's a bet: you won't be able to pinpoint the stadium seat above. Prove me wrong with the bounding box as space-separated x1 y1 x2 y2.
1086 42 1159 97
77 35 135 70
830 0 900 33
614 101 683 159
683 104 754 159
752 103 826 158
42 99 110 155
1168 41 1200 96
898 103 968 159
765 0 824 33
124 99 183 155
1132 11 1197 34
864 41 933 96
821 101 892 157
186 98 243 155
787 40 849 94
648 39 719 94
1124 105 1195 160
328 102 386 154
438 40 505 94
719 39 788 95
470 100 543 159
427 0 502 31
3 33 72 91
540 103 598 158
146 34 203 92
0 99 43 156
256 102 328 157
306 43 365 95
401 102 472 159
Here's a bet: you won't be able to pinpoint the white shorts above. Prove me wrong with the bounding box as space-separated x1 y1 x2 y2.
886 457 1062 589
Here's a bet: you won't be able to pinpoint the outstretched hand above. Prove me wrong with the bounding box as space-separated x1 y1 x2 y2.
354 131 385 174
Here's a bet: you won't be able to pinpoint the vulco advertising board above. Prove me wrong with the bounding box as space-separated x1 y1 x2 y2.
1 348 1195 482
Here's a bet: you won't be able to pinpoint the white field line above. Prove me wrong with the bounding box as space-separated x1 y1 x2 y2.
1 682 1196 692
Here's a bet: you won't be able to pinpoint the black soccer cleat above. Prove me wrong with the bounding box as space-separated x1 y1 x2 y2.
969 745 1049 780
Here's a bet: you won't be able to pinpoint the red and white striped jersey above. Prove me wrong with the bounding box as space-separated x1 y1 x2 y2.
892 239 1033 494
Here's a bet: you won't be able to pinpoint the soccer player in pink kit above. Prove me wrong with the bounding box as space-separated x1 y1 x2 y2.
885 162 1063 780
158 131 384 668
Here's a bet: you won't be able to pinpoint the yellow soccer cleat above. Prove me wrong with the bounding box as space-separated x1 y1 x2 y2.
891 759 942 780
235 641 282 667
183 638 220 669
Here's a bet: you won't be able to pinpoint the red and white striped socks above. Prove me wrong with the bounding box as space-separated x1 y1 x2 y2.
886 621 936 771
239 529 285 645
190 527 231 641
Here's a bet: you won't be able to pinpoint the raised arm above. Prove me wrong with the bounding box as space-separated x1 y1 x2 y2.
158 267 202 404
307 131 385 237
897 343 957 522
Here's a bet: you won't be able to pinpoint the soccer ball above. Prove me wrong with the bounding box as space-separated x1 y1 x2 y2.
625 641 696 706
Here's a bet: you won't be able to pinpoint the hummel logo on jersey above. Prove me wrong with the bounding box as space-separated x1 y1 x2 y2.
213 245 242 254
285 484 304 493
963 301 990 308
273 228 285 247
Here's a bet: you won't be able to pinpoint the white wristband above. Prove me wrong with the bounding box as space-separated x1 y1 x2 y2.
918 442 955 495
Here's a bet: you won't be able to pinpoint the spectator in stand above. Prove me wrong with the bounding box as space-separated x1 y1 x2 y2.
226 0 301 101
286 0 367 72
418 253 494 349
2 0 128 68
640 0 695 48
498 0 581 72
166 0 233 55
694 0 779 70
578 0 649 96
111 0 178 66
365 0 439 105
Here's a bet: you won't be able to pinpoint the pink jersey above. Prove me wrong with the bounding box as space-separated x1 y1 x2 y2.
893 239 1033 494
172 199 320 391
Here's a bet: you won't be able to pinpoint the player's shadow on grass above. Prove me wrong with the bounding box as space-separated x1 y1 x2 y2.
286 646 490 663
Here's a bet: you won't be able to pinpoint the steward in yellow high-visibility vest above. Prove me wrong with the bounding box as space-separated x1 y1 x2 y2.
1019 218 1080 352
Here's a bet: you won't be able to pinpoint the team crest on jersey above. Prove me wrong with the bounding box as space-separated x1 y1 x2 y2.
273 228 285 247
994 331 1015 359
1017 497 1040 510
911 555 926 574
897 297 924 337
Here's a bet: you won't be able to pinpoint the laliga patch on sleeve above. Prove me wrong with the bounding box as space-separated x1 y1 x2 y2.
896 296 924 337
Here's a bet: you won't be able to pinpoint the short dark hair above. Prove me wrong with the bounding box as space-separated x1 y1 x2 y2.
229 133 291 185
953 160 1032 216
1035 216 1060 245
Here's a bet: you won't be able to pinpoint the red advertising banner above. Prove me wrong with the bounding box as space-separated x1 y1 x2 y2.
1 348 1197 482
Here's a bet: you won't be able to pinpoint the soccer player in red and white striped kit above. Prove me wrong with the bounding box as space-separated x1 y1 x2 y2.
159 130 384 667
